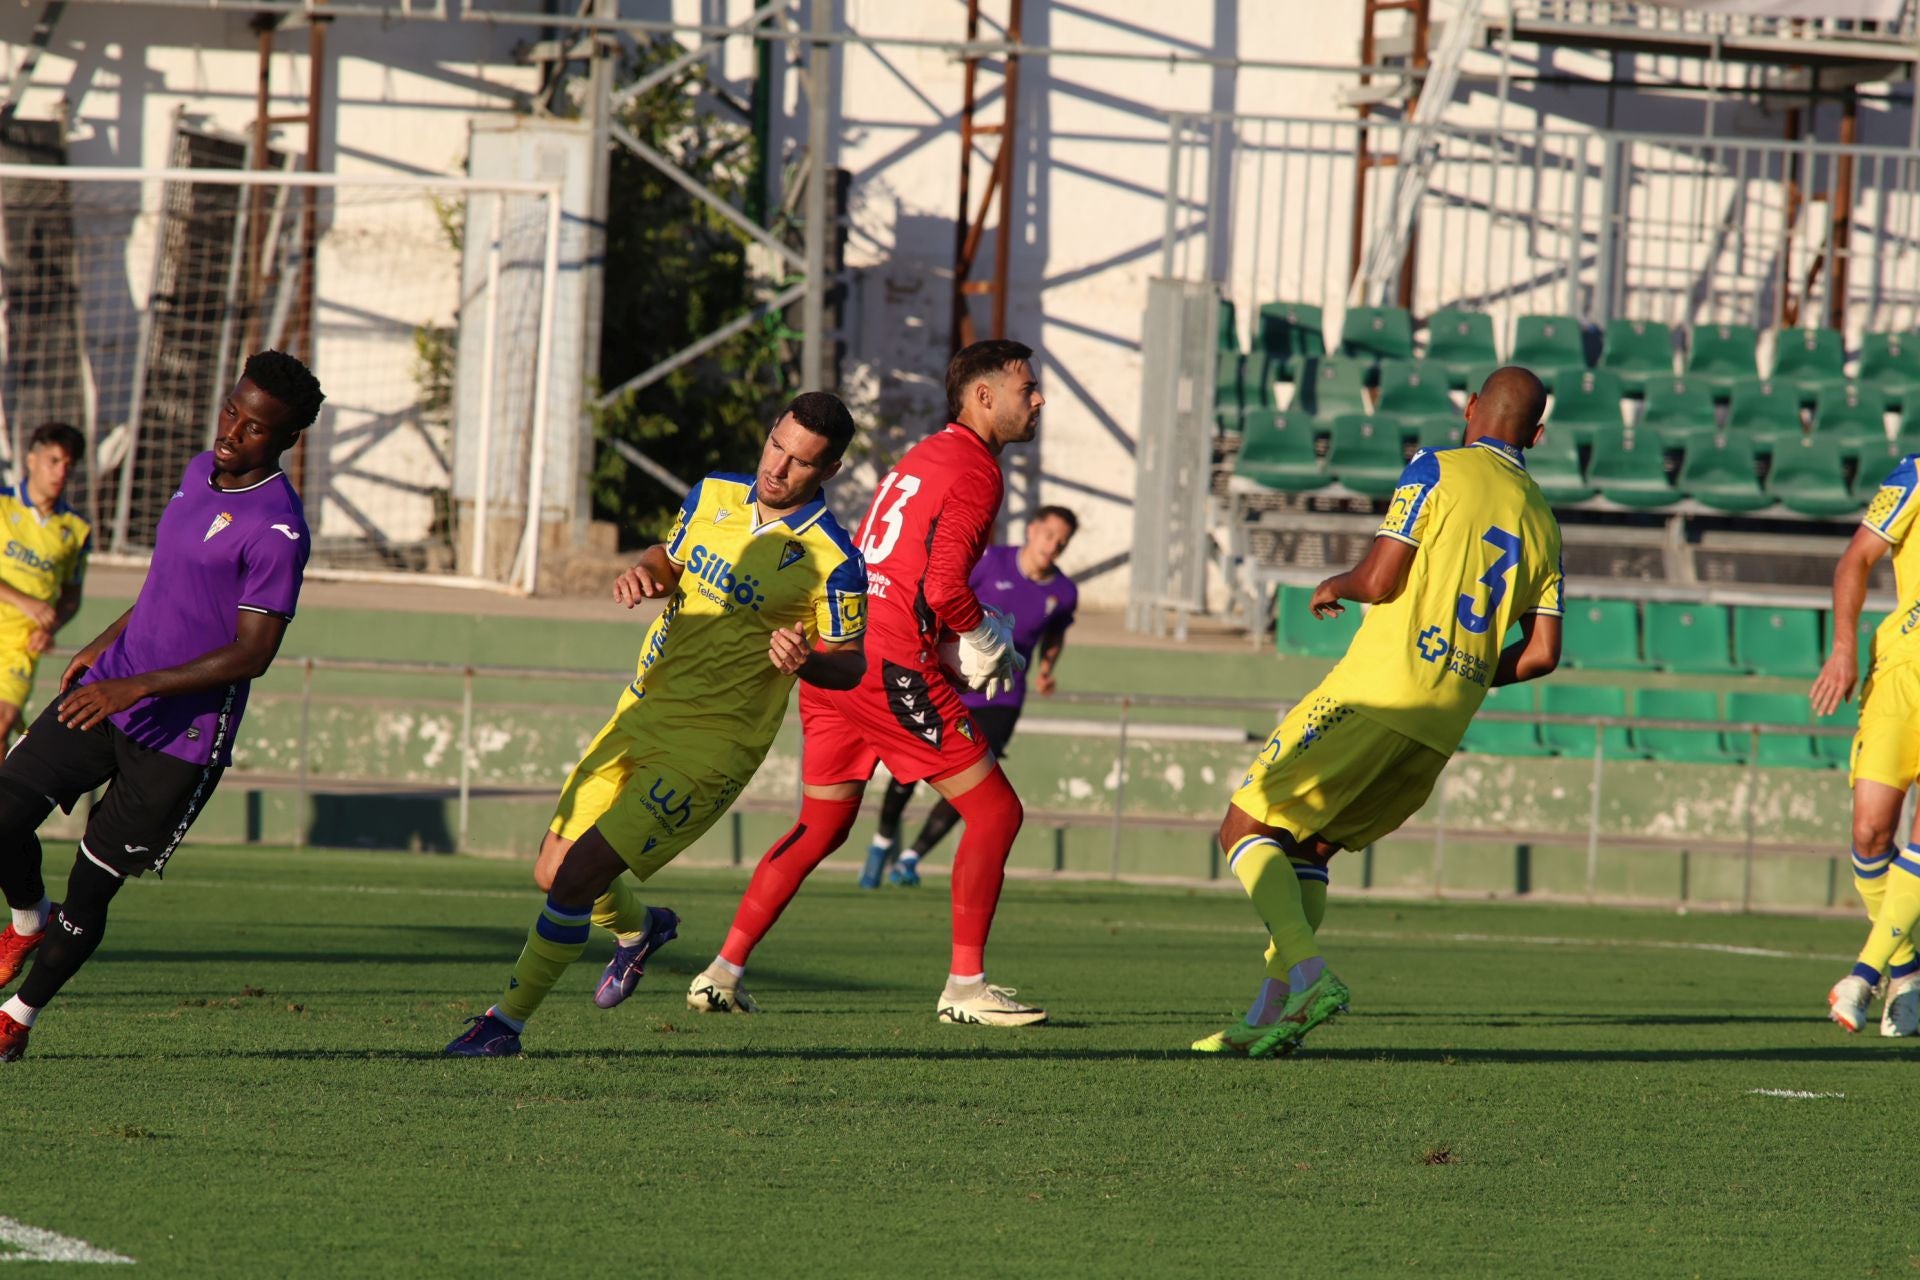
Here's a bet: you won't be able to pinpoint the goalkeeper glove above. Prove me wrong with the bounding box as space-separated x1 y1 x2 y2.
957 606 1025 700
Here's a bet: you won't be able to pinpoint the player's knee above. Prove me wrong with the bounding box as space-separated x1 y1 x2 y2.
58 852 122 925
1854 813 1898 857
546 833 623 905
0 703 21 739
0 777 52 842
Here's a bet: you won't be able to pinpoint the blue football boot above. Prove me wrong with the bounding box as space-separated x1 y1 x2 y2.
444 1011 522 1057
888 855 922 888
593 906 680 1010
858 839 896 889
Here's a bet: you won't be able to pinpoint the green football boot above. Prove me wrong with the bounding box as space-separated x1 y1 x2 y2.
1191 1021 1268 1055
1247 969 1349 1058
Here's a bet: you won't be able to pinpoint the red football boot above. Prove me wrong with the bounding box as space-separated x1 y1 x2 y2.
0 917 47 990
0 1010 29 1062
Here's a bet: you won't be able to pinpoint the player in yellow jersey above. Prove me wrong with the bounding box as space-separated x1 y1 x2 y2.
1195 368 1564 1058
0 424 91 748
1814 452 1920 1036
445 393 869 1056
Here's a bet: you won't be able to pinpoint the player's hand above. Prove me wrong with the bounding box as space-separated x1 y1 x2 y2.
1035 666 1057 696
768 624 812 675
59 643 105 693
12 598 55 632
25 628 52 657
1309 578 1346 619
612 563 670 608
55 676 145 731
1810 649 1859 718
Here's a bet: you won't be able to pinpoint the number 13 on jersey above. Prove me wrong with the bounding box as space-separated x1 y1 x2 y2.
859 472 922 565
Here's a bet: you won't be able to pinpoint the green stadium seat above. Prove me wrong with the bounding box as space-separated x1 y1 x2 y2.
1218 298 1240 352
1644 602 1738 672
1725 377 1803 451
1547 368 1627 448
1340 306 1415 373
1732 605 1823 677
1587 426 1676 509
1600 318 1676 396
1725 692 1821 769
1771 327 1847 403
1416 417 1467 452
1638 376 1719 450
1529 426 1593 505
1425 309 1499 390
1853 440 1908 502
1858 332 1920 410
1291 356 1370 421
1559 598 1648 670
1274 584 1361 658
1258 303 1326 382
1765 434 1861 518
1214 351 1244 429
1233 409 1325 492
1896 404 1920 455
1540 683 1643 759
1814 695 1858 768
1510 314 1589 391
1373 359 1458 442
1633 689 1744 764
1677 434 1770 513
1461 684 1553 757
1686 323 1760 399
1325 415 1408 498
1813 382 1889 457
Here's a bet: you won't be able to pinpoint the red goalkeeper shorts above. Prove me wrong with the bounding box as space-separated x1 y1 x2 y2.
800 654 990 786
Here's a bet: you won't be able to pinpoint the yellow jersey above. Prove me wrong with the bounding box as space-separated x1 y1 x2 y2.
1862 453 1920 675
0 481 90 630
611 472 867 782
1316 439 1564 755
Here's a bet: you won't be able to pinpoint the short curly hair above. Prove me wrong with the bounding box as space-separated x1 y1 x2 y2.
242 350 326 432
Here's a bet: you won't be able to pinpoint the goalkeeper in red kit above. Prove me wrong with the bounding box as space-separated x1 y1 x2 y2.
687 339 1048 1026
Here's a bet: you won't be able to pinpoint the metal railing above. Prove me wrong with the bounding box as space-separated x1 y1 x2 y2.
146 653 1864 912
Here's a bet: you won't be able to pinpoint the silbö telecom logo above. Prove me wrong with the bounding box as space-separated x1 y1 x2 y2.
685 546 767 610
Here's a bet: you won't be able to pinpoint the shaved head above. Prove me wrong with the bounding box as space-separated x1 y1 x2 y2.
1465 365 1549 449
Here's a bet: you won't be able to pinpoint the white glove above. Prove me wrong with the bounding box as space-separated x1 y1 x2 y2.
957 606 1025 699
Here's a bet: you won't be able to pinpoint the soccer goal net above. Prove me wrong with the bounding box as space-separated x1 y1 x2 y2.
0 143 561 590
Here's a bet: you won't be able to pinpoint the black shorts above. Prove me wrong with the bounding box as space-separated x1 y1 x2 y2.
0 691 225 879
969 703 1022 758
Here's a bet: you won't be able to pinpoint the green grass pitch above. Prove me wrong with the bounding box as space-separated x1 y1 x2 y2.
5 845 1915 1277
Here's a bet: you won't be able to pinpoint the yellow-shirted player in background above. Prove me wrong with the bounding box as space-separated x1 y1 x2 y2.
446 392 869 1056
0 424 91 749
1814 452 1920 1036
1195 367 1564 1058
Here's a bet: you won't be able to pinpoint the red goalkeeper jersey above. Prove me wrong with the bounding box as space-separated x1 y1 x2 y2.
853 423 1003 664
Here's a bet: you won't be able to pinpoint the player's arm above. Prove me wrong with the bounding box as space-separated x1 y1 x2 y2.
1491 610 1562 686
56 609 290 731
1812 525 1892 715
1310 536 1416 616
612 544 685 607
770 630 866 690
0 580 56 633
60 605 134 692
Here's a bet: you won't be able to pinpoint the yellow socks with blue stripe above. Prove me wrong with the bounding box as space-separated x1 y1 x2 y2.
1852 847 1918 973
1248 855 1330 1026
592 876 651 945
1229 832 1322 989
493 894 592 1029
1851 845 1920 985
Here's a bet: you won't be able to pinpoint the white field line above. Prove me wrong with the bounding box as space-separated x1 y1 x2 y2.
166 877 1853 965
1748 1089 1846 1100
0 1217 133 1264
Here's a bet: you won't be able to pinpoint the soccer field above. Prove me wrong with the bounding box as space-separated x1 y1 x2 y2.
4 846 1910 1277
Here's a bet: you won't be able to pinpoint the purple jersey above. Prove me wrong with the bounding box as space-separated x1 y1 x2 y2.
85 452 309 765
959 543 1078 710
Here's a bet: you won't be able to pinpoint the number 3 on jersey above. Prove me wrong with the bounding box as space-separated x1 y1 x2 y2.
1456 526 1521 635
859 472 922 565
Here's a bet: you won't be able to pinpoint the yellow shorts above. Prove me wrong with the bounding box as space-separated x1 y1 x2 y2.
549 709 746 879
1231 689 1449 851
1851 663 1920 791
0 642 40 711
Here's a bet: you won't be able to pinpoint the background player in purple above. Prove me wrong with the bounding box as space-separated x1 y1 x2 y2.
860 505 1078 888
0 350 319 1061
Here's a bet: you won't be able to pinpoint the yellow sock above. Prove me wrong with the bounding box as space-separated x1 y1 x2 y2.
1856 848 1920 978
1852 847 1917 972
1263 856 1330 973
592 876 651 940
1229 835 1317 979
496 895 592 1026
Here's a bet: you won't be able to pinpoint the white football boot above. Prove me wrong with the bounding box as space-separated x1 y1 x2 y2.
687 965 762 1014
1828 975 1873 1033
936 980 1048 1027
1881 973 1920 1037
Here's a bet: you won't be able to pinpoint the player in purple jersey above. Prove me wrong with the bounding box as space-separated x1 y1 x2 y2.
859 506 1078 888
0 350 320 1062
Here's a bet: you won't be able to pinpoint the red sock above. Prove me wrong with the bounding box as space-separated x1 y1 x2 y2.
719 796 861 967
944 767 1024 975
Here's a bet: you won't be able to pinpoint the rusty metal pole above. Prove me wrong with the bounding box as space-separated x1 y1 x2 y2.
289 8 328 497
1781 105 1802 327
243 16 276 358
1397 0 1430 313
1829 89 1858 333
952 0 982 352
988 0 1022 339
1350 3 1377 289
